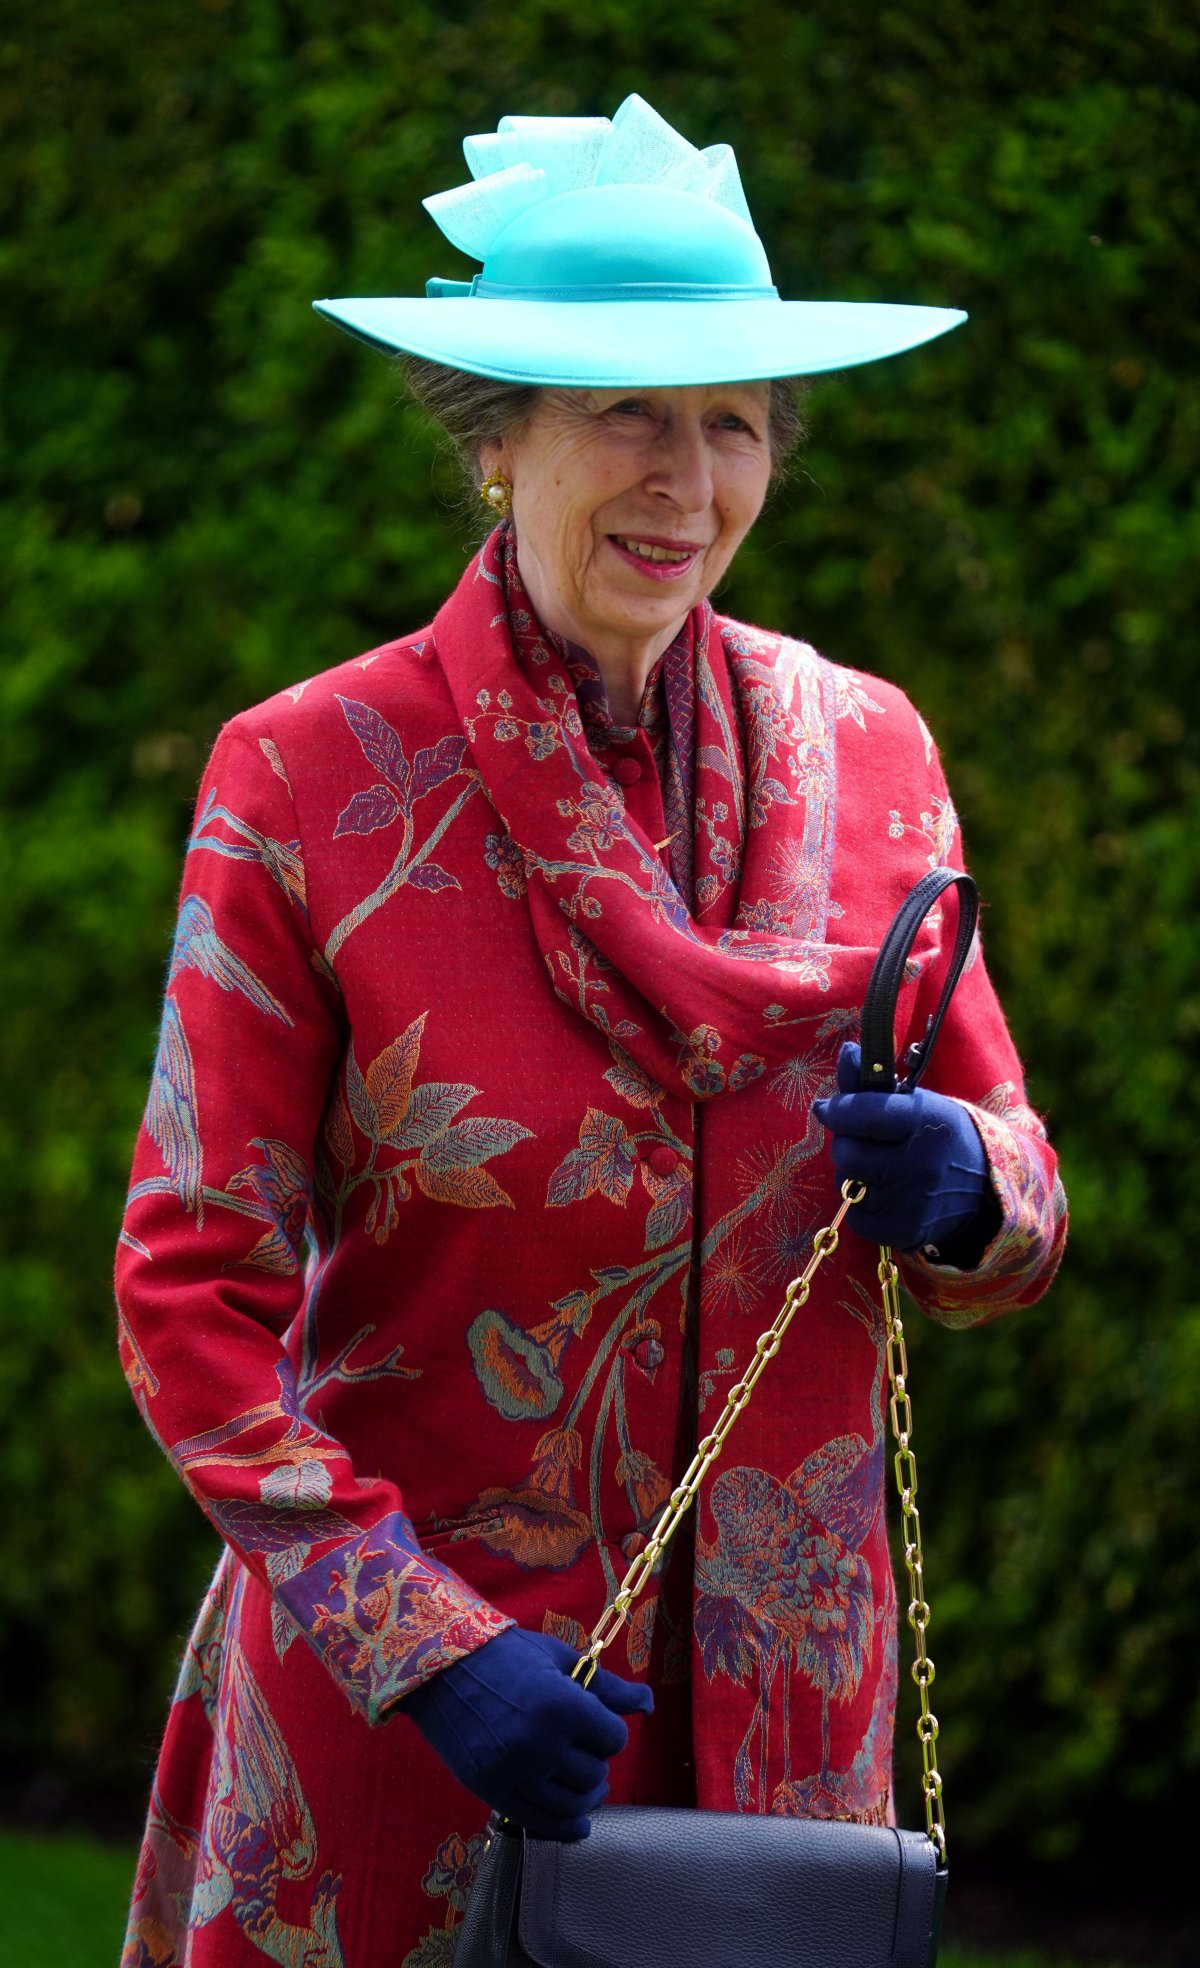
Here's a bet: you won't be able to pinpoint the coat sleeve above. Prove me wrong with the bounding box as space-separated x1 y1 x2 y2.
114 713 513 1723
892 725 1068 1329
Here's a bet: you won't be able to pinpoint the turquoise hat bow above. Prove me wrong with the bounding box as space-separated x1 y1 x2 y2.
314 94 965 386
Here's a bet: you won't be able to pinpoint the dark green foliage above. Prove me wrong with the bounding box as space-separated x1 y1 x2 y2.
1 0 1196 1865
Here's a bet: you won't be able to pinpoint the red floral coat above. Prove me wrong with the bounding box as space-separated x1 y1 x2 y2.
117 530 1065 1968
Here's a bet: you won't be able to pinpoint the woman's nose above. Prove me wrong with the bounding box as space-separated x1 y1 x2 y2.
646 422 714 511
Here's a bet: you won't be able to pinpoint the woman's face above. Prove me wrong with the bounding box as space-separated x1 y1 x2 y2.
481 383 773 656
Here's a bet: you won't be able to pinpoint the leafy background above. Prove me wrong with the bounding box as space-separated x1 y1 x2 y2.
1 0 1196 1926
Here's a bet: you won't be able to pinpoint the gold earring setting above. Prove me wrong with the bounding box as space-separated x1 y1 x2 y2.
480 470 513 519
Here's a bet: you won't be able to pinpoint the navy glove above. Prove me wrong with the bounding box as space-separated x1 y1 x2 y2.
400 1625 654 1840
813 1041 997 1260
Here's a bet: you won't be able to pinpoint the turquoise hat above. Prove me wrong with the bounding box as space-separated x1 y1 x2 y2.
314 95 965 387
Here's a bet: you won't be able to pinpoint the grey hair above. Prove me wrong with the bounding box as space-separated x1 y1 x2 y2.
400 356 809 519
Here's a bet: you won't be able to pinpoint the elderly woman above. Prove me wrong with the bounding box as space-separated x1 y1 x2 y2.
116 96 1065 1968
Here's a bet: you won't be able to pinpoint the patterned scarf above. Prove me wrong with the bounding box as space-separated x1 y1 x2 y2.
433 525 932 1103
520 539 700 908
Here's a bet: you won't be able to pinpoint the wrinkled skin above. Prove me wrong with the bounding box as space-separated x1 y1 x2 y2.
481 383 773 724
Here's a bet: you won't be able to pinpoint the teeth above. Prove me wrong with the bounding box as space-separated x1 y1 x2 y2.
615 537 693 564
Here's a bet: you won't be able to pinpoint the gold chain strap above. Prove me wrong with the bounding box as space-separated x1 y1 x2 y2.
878 1246 946 1862
569 1177 947 1864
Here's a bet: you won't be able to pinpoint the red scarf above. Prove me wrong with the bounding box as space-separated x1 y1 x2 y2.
434 526 932 1101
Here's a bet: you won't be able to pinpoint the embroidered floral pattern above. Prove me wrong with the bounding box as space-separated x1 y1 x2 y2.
315 1013 532 1245
696 1292 888 1816
323 697 478 960
401 1829 488 1968
276 1511 514 1721
484 829 527 898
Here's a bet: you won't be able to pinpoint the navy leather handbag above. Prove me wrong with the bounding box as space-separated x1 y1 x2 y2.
454 871 977 1968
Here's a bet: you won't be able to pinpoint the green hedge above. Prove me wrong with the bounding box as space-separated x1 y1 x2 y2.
2 0 1197 1865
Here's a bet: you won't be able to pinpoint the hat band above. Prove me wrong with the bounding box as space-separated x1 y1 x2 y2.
426 274 780 302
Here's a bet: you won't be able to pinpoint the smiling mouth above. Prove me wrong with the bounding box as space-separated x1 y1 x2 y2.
610 536 701 564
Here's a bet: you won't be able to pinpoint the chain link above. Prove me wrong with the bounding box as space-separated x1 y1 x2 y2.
878 1248 946 1863
569 1177 947 1866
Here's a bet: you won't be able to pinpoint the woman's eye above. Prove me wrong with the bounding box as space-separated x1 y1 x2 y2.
610 399 649 417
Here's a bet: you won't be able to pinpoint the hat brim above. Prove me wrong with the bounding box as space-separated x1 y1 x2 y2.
312 296 966 386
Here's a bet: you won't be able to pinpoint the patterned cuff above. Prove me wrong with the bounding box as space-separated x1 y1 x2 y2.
901 1100 1067 1329
274 1507 515 1724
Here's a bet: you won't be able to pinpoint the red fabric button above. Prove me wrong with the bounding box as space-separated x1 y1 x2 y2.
648 1144 679 1177
632 1336 665 1374
612 756 642 787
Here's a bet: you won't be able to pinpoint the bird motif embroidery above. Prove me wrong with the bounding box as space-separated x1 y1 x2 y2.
168 892 294 1024
696 1286 888 1814
189 1619 346 1965
137 995 204 1226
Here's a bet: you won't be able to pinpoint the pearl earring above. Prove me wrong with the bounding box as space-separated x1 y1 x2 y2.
480 470 513 519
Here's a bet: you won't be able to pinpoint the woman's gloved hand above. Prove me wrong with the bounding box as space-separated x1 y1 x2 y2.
813 1041 997 1259
399 1625 654 1840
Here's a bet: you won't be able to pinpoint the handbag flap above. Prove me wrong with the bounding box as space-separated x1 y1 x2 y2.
515 1807 941 1968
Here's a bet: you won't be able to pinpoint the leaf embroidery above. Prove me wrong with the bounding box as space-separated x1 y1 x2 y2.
603 1043 663 1110
543 1610 589 1653
644 1181 690 1251
407 861 460 893
387 1082 478 1153
334 783 402 839
420 1117 531 1174
626 1595 658 1674
546 1107 637 1207
410 735 468 802
344 1044 378 1142
416 1161 516 1211
336 694 410 794
323 1020 532 1237
366 1016 427 1138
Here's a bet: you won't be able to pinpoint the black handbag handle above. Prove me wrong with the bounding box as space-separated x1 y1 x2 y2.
858 869 979 1094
